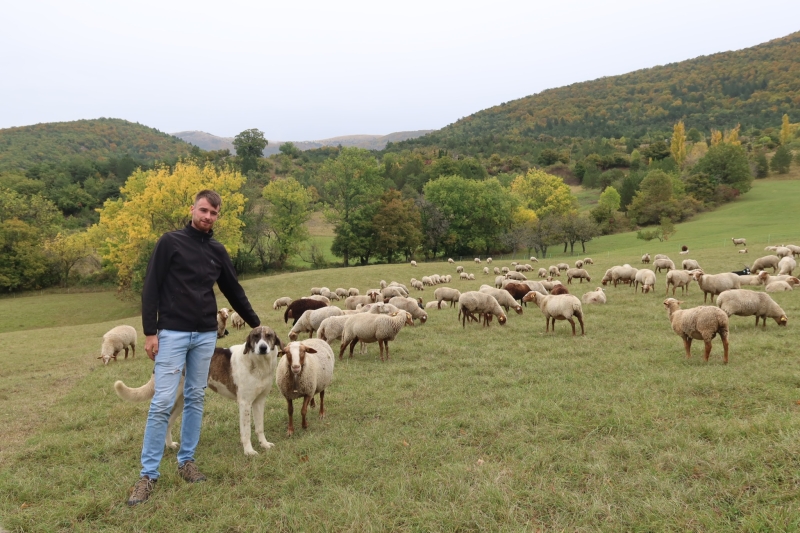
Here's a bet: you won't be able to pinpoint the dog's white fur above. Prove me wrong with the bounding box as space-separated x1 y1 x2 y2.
114 326 283 456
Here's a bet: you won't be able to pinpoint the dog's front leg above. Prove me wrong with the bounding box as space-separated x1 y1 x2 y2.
238 401 257 456
252 393 274 451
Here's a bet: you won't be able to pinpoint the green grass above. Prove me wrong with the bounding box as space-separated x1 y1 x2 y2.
1 178 800 531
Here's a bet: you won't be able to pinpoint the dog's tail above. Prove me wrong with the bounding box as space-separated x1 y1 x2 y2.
114 374 155 402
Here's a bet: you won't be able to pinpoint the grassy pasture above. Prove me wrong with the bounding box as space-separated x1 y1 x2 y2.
1 179 800 531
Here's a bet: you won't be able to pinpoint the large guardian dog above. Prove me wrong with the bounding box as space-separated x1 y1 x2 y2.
114 326 283 456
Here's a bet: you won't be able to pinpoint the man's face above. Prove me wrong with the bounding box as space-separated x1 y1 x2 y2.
190 198 220 233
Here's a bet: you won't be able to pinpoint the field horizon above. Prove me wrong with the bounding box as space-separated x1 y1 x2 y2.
1 177 800 531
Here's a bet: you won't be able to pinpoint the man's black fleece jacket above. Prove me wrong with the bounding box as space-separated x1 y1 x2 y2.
142 224 259 336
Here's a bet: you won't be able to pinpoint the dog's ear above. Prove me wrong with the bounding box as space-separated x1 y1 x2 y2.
274 334 284 352
244 332 255 354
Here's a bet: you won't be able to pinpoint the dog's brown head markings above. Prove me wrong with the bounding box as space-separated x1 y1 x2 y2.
243 326 282 355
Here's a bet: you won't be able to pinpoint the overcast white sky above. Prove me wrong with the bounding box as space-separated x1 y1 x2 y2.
2 1 799 141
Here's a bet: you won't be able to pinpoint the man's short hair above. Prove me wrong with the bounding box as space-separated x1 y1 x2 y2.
195 190 222 210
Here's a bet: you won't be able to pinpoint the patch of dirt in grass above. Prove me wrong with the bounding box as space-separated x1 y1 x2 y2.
307 211 335 237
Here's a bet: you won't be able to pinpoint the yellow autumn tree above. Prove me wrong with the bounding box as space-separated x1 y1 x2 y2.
670 120 687 168
510 169 578 219
44 230 95 287
710 129 723 146
92 161 246 292
780 114 793 145
724 124 741 146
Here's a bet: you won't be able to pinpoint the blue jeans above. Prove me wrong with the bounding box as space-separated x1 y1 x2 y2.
140 330 217 479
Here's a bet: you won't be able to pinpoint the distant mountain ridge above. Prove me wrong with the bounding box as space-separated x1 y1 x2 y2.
171 130 435 155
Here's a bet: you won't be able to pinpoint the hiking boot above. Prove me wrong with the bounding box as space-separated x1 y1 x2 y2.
178 461 207 483
127 476 156 506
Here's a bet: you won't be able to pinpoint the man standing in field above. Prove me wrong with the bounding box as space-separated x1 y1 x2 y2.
128 189 260 506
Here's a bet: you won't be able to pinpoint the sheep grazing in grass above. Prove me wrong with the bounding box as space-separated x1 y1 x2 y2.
502 266 510 274
665 269 695 296
474 258 481 264
550 285 570 295
732 238 746 247
411 279 424 291
457 291 508 327
456 266 464 274
778 255 796 276
556 263 569 272
348 288 360 297
505 271 527 281
739 249 748 254
388 296 428 324
691 271 741 303
537 267 548 278
653 258 675 273
230 312 246 331
548 265 560 277
759 271 800 292
775 246 792 258
503 282 536 305
478 286 523 315
487 257 493 263
530 256 539 262
716 290 787 328
276 339 335 436
410 260 417 267
448 258 455 264
752 255 780 274
582 258 593 265
216 308 230 338
523 292 585 336
288 306 344 341
786 244 800 257
273 297 293 311
493 267 500 275
611 265 638 287
339 311 414 361
682 259 701 271
335 288 348 298
642 253 651 264
285 299 328 325
98 325 137 365
483 267 490 275
345 294 378 310
581 287 606 304
663 298 730 364
654 254 669 261
575 260 584 269
566 268 591 284
634 269 656 293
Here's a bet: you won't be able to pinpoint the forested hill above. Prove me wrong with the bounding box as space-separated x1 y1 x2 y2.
393 31 800 156
0 118 193 171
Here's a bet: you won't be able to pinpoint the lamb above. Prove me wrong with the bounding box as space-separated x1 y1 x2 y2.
288 306 344 341
634 269 656 293
523 292 585 336
575 260 584 269
691 270 741 303
317 315 352 344
434 287 462 309
410 260 417 267
732 238 746 247
716 290 788 327
663 298 730 363
309 287 322 295
665 269 695 296
216 308 230 338
339 311 414 361
778 255 796 275
422 275 435 286
566 268 591 284
457 291 507 327
478 286 523 315
682 259 701 271
751 255 780 273
98 325 137 365
276 338 335 436
230 311 246 330
601 269 613 286
272 297 293 311
284 298 328 324
388 296 429 323
611 265 638 287
641 253 651 264
581 287 606 304
455 266 464 274
653 258 675 273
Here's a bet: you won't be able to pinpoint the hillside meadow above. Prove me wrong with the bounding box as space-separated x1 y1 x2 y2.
1 178 800 531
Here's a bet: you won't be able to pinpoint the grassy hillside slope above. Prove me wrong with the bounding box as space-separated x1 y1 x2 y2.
0 118 193 171
1 178 799 531
396 31 800 156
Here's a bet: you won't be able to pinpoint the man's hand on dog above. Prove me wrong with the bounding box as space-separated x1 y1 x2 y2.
145 335 159 361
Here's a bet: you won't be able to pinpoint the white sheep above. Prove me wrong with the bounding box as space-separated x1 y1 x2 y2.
759 271 800 292
663 298 730 363
611 265 638 287
682 259 701 271
523 292 585 336
653 258 675 273
583 258 593 265
339 311 414 361
537 267 548 278
388 296 428 323
483 266 490 275
506 271 527 281
493 267 500 275
778 255 796 275
716 289 788 328
319 288 340 301
633 269 656 293
434 287 462 309
474 257 481 264
425 300 445 309
581 287 606 304
665 269 695 296
305 295 331 305
410 260 417 267
775 246 792 258
738 249 748 254
272 297 293 311
575 260 584 269
566 268 591 284
752 255 780 273
478 286 523 315
98 325 137 365
641 253 651 264
348 288 360 297
310 287 322 295
487 257 493 263
448 258 455 264
548 265 560 277
230 311 246 330
732 238 746 246
653 254 669 261
556 263 569 272
530 256 539 262
335 288 348 298
276 338 335 436
457 291 507 327
288 306 343 341
785 244 800 257
411 279 424 291
468 273 476 280
691 271 741 303
345 295 376 310
216 308 230 338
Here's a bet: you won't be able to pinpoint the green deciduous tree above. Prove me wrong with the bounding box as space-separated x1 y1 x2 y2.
233 129 268 175
320 148 384 266
262 177 312 268
770 146 793 174
44 230 95 287
754 152 769 179
627 170 699 225
372 190 422 263
691 142 753 194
